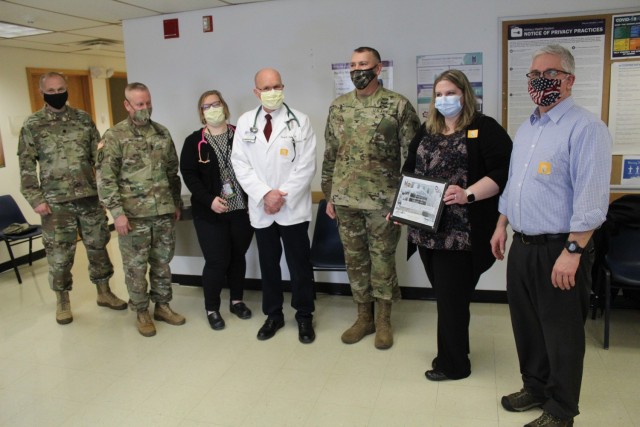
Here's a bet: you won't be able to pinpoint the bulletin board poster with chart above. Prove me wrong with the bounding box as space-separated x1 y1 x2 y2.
504 19 605 136
612 13 640 58
416 53 483 120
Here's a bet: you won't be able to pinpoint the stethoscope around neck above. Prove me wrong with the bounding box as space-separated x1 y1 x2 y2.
249 103 300 134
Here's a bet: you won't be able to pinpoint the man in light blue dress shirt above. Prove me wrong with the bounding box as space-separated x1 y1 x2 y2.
490 45 611 427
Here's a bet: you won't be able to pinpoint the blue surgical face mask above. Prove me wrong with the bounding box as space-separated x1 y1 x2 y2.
434 95 463 118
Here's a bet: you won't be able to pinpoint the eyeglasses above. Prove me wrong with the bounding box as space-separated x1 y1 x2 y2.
255 84 284 92
201 102 222 110
526 69 571 80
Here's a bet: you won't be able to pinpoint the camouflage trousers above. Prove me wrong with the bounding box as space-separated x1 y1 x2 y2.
117 214 175 311
42 196 113 291
334 206 401 303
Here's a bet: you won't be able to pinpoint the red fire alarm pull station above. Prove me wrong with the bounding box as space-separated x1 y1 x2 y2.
203 16 213 33
163 18 179 39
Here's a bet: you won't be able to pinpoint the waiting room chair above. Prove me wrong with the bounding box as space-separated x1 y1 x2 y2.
310 199 346 272
599 225 640 349
0 195 43 284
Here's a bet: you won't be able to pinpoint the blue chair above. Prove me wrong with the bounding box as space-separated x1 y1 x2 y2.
0 195 43 284
310 199 346 272
600 225 640 349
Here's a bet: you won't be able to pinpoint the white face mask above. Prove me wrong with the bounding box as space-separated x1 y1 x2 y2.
434 95 463 118
260 90 284 111
204 107 226 126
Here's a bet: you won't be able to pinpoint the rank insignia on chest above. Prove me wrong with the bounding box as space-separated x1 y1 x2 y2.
467 129 478 138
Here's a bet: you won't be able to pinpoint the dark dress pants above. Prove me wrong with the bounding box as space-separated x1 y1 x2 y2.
254 221 315 322
506 238 593 420
419 247 478 379
193 211 253 312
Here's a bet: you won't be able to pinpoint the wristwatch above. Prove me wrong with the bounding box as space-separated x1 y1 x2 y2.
465 189 475 204
565 240 584 254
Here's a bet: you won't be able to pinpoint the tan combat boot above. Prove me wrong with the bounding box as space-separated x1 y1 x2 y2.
96 283 127 310
341 302 375 344
55 290 73 325
374 299 393 349
153 303 186 325
137 309 156 337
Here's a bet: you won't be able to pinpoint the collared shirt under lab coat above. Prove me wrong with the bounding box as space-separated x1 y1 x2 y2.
231 104 317 229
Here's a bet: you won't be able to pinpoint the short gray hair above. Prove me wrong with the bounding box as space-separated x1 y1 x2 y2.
533 44 575 74
39 72 67 90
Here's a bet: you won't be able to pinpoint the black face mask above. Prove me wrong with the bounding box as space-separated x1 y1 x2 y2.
43 91 68 110
350 67 377 90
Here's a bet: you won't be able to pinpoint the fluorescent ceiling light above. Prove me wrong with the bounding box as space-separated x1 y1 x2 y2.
0 22 52 38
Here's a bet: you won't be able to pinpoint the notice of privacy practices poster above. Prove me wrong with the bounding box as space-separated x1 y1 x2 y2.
506 19 605 136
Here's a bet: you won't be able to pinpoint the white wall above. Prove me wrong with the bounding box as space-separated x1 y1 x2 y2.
0 46 126 260
124 0 637 290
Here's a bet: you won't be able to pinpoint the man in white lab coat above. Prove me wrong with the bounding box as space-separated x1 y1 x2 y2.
231 68 317 344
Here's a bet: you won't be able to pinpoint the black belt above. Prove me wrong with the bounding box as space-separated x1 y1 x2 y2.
513 232 568 245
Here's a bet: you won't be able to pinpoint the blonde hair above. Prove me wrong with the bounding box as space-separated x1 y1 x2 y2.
197 90 230 124
426 69 478 135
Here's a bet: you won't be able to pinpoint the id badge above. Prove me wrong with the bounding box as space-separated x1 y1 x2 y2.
222 180 235 198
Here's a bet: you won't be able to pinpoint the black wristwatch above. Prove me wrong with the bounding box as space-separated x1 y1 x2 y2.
565 240 584 254
465 189 475 204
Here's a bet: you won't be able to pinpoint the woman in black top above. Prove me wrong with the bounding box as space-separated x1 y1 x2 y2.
180 90 253 330
402 70 512 380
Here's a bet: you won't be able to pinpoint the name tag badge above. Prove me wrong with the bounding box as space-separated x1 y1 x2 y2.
467 129 479 138
242 131 256 143
280 148 289 157
538 162 551 175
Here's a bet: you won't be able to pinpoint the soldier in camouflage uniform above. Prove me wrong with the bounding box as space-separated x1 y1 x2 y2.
18 71 127 325
322 47 420 349
96 82 185 337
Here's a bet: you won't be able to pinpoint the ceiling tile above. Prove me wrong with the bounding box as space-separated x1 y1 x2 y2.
7 0 161 23
73 48 125 58
19 31 93 44
67 24 123 41
0 37 80 52
0 1 105 30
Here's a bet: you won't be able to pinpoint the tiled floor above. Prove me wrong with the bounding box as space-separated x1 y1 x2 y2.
1 237 640 426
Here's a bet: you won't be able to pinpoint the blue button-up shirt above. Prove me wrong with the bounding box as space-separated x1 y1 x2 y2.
499 97 611 235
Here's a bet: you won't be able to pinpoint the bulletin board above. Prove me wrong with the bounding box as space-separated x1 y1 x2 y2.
501 11 640 197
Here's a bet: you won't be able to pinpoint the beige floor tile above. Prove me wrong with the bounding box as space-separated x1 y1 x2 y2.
2 235 640 426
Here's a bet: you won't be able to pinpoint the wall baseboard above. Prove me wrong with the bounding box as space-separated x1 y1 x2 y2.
171 275 509 304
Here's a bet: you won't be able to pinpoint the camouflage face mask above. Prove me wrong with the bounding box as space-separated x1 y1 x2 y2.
350 67 377 90
132 108 152 124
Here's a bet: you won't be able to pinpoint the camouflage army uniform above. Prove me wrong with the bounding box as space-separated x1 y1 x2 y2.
18 106 113 291
96 117 182 311
322 86 420 302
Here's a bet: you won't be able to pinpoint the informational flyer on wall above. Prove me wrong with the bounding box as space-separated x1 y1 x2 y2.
332 61 393 97
612 13 640 59
609 61 640 153
415 53 483 120
506 19 605 136
621 156 640 185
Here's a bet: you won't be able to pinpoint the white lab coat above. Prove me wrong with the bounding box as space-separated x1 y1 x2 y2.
231 104 317 229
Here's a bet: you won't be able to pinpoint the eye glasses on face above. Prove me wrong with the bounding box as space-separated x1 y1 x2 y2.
526 69 571 80
201 102 222 110
256 85 284 92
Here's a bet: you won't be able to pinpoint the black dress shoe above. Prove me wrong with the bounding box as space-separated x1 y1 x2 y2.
207 311 225 330
431 357 438 369
230 302 252 319
425 369 450 381
257 318 284 341
298 321 315 344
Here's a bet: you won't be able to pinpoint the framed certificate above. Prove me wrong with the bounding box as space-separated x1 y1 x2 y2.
389 173 448 232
